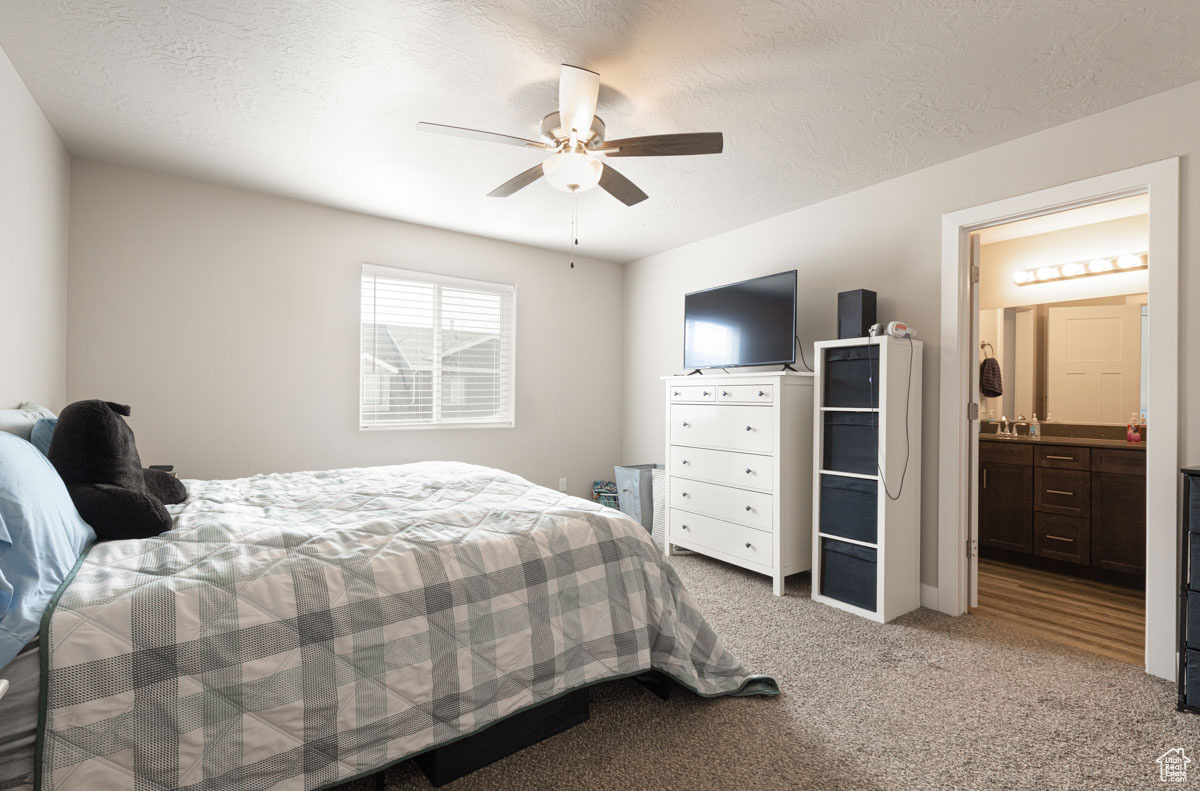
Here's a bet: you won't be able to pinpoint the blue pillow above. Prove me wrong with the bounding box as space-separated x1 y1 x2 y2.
0 433 95 667
30 417 57 457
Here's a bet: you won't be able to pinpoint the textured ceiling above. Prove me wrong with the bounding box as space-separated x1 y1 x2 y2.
2 1 1199 262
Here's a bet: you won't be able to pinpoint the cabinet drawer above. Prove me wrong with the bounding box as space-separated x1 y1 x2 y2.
668 385 716 403
669 445 774 492
670 509 772 568
716 384 774 404
1091 448 1145 475
1034 445 1090 470
671 404 773 454
978 441 1032 466
1034 468 1090 517
1033 513 1090 565
670 478 773 531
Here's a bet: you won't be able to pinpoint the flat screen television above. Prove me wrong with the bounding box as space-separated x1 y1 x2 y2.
683 270 797 370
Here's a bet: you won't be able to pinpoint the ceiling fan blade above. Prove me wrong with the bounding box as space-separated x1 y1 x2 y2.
487 163 545 197
558 64 600 138
417 122 549 150
599 132 723 157
598 163 648 206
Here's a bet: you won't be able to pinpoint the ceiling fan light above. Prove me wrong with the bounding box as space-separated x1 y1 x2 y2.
542 151 602 193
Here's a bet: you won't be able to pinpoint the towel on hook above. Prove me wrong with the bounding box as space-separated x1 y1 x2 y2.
980 356 1003 398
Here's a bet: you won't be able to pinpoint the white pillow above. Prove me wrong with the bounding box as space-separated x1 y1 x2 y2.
0 402 56 441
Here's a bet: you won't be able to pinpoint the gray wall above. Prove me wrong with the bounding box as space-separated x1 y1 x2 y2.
67 160 625 497
622 78 1200 588
0 45 70 410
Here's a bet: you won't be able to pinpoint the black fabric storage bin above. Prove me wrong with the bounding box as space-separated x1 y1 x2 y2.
1191 483 1200 534
820 538 877 611
1188 651 1200 707
824 346 879 408
1190 591 1200 649
1191 535 1200 592
822 412 879 475
820 475 878 543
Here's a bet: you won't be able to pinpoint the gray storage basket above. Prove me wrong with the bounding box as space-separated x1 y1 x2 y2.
614 464 662 533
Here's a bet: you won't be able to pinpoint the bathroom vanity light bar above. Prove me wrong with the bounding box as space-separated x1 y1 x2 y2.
1012 252 1147 286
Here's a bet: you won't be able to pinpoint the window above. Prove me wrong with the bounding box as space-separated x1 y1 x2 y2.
360 264 515 429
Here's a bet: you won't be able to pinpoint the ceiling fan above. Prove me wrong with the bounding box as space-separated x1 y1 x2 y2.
416 64 723 206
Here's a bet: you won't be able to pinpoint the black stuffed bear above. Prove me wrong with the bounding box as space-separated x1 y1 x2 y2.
48 400 187 541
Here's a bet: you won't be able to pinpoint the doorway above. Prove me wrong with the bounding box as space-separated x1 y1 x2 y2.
968 196 1149 664
936 159 1180 680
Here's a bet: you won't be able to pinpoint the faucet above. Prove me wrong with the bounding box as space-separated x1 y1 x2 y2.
999 416 1009 435
1011 415 1028 436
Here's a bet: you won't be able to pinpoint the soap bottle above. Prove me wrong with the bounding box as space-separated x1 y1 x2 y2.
1028 414 1041 439
1127 413 1138 443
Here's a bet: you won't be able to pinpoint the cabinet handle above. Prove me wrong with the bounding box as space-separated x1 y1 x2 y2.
745 542 752 549
983 469 987 489
1046 455 1075 461
745 425 752 432
745 468 752 474
745 505 752 511
1046 489 1074 496
1045 534 1073 542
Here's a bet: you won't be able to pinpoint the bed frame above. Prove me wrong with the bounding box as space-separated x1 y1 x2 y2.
372 671 672 788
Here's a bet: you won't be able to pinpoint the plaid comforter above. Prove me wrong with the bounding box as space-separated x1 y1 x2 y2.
35 462 775 791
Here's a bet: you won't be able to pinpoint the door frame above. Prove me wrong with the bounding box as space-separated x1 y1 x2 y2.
937 158 1180 680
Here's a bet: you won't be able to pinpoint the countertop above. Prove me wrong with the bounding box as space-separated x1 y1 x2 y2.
980 433 1146 451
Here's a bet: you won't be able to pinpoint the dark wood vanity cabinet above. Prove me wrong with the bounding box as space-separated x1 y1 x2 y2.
978 439 1145 580
980 457 1034 553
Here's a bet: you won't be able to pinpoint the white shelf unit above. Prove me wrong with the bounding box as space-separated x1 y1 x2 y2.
810 336 923 623
661 371 815 596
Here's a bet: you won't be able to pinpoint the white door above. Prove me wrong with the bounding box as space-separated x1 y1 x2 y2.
1047 304 1141 423
968 235 981 608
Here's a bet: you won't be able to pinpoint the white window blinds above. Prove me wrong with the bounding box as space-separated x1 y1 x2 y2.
360 264 515 429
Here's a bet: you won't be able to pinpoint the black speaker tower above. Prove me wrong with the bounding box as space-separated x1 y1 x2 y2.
837 289 877 339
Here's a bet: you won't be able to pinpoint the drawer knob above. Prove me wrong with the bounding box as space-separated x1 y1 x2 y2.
673 390 680 396
682 421 690 428
681 524 689 531
745 468 752 474
722 390 729 396
682 492 690 498
745 425 752 432
702 390 710 396
681 459 689 465
745 542 752 549
745 505 752 511
758 390 765 397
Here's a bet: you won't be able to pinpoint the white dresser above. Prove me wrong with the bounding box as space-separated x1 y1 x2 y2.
662 372 815 595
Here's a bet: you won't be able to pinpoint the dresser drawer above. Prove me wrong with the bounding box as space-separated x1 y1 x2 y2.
1034 445 1090 470
1033 513 1090 565
1034 468 1091 517
670 478 773 531
670 509 772 568
716 384 774 404
671 404 773 454
668 385 717 403
669 445 774 492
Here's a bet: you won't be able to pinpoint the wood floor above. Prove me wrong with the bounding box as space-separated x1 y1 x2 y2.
969 559 1144 665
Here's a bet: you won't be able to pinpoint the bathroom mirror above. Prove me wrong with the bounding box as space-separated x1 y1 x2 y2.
980 294 1147 426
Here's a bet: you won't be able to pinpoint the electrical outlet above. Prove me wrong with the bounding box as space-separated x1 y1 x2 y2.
558 477 568 492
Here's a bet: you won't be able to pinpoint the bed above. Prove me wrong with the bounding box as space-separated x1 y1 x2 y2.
3 461 774 791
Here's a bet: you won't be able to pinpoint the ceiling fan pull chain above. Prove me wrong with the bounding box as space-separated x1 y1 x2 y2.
569 197 577 269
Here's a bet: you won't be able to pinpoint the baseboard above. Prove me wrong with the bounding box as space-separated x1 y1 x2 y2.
920 583 939 610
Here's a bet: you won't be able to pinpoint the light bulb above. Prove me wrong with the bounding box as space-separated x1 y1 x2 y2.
1117 254 1143 269
1061 262 1085 277
542 150 602 193
1088 258 1113 273
1012 270 1032 285
1036 266 1060 281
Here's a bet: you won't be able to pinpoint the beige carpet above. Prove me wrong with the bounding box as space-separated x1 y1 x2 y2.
337 551 1199 790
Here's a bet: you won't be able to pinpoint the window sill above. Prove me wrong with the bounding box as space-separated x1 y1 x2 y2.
359 421 515 432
